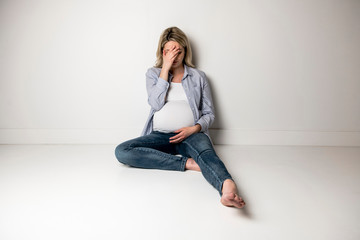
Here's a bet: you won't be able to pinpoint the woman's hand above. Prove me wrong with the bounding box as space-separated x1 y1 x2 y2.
169 124 201 144
162 45 181 71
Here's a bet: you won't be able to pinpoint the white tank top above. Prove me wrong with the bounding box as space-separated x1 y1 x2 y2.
153 82 194 133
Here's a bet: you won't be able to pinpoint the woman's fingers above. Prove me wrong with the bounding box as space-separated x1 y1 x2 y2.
170 47 180 54
169 135 182 143
164 46 180 56
169 133 182 140
163 47 180 68
169 128 193 143
171 52 179 59
170 49 180 60
169 131 185 143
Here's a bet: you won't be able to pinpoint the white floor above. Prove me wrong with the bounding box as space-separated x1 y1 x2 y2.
0 144 359 240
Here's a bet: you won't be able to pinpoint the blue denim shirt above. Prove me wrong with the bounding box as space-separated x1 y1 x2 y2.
141 64 215 139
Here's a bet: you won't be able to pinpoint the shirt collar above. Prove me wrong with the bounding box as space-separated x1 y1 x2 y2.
183 64 191 79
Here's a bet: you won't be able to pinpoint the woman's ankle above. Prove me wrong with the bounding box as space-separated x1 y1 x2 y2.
185 158 201 171
222 179 237 194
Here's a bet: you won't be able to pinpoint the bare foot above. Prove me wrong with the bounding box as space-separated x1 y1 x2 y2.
221 179 246 208
185 158 201 172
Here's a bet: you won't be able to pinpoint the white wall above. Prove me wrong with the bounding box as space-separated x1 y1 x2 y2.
1 0 359 145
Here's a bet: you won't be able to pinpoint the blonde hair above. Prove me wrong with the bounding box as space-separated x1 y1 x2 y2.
155 26 195 68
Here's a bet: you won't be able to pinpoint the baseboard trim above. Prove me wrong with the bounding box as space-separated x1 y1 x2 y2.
0 128 359 146
209 129 360 146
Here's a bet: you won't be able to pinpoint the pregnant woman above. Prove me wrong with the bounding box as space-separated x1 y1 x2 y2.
115 26 245 208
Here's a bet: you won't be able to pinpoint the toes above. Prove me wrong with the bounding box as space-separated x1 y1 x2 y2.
221 193 246 208
234 194 243 203
234 194 246 207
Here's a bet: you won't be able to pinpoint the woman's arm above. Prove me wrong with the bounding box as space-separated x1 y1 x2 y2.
196 73 215 133
146 45 180 111
146 68 169 111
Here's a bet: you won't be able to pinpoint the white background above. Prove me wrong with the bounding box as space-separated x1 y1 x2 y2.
0 0 359 145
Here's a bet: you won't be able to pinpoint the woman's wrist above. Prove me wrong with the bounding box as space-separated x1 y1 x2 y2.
193 124 201 133
160 67 170 81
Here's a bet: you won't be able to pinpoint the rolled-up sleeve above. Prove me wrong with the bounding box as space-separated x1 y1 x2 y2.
196 74 215 132
146 68 169 111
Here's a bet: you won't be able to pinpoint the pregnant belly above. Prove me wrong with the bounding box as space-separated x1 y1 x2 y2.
153 101 194 133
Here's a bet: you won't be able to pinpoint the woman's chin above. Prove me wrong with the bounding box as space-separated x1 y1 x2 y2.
172 62 183 69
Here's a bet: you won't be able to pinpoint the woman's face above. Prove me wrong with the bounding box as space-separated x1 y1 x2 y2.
163 41 185 69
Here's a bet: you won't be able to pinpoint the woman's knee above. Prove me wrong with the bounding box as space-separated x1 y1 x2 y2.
185 133 213 151
115 142 130 165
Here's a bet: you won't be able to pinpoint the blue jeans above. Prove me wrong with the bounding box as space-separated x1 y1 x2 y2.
115 131 233 196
